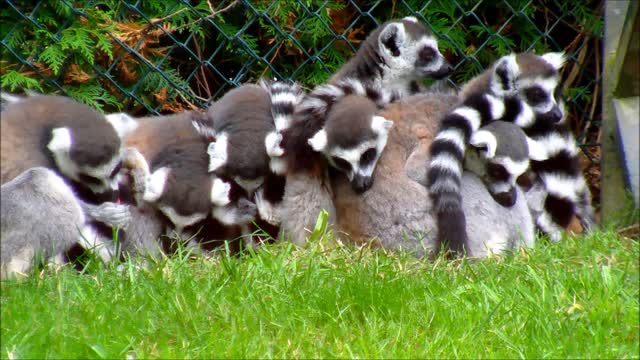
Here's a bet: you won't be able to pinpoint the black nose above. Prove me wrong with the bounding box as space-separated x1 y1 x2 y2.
547 105 563 123
492 187 517 207
351 175 373 194
431 62 453 80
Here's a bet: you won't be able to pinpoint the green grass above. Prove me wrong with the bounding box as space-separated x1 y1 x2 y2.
1 229 638 359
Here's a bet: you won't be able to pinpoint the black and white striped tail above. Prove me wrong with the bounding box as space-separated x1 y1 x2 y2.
427 93 508 255
525 119 596 239
259 79 304 132
260 79 305 174
297 77 400 121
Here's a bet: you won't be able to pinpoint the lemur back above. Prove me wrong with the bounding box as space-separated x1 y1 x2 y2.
1 95 124 202
330 93 535 257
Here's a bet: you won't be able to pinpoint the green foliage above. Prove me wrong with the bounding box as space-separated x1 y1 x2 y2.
1 231 637 358
1 0 602 115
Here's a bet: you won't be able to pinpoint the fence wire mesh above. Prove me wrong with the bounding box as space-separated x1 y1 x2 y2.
1 0 603 201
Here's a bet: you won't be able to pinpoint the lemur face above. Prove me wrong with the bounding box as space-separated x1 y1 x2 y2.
309 115 393 194
378 16 452 81
47 127 123 196
466 121 544 207
491 52 567 123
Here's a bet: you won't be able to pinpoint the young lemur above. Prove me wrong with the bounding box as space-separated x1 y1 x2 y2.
1 168 122 279
427 52 596 254
330 93 537 258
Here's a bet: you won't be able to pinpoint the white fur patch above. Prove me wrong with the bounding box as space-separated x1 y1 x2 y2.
77 224 114 262
143 167 169 202
403 16 419 23
540 173 583 201
308 129 328 152
371 115 393 134
269 157 288 175
207 133 228 172
429 153 463 177
265 132 284 157
526 136 549 161
485 94 506 119
470 130 497 158
339 78 367 96
536 211 564 242
48 127 72 153
495 157 530 178
532 132 578 158
541 52 567 70
105 113 139 139
1 93 23 103
435 129 466 152
210 178 231 206
452 107 482 131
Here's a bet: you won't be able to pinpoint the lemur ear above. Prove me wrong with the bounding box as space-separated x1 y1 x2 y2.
526 136 548 161
491 53 520 95
469 130 497 158
105 113 139 140
210 178 231 207
308 129 328 152
541 52 567 70
143 167 169 203
379 22 406 57
371 115 393 134
402 16 419 23
48 127 72 153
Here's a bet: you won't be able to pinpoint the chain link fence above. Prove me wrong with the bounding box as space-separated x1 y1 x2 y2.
1 0 603 202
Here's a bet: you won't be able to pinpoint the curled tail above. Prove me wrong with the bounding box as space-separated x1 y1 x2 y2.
296 77 400 121
427 93 508 255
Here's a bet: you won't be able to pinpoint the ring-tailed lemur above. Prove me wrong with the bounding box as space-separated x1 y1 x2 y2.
330 93 536 258
1 167 125 279
1 94 136 204
427 52 595 254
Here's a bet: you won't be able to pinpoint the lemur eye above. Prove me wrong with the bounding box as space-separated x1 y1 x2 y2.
486 163 509 181
359 148 377 167
524 87 547 105
419 47 436 63
331 156 351 172
78 173 103 186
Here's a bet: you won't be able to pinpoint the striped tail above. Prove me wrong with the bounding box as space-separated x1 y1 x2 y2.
296 77 400 122
260 79 305 174
427 93 508 255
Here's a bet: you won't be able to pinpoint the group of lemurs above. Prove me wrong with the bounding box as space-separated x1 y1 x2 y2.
0 16 596 279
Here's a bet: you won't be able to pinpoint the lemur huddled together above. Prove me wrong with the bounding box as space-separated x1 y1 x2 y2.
0 16 596 279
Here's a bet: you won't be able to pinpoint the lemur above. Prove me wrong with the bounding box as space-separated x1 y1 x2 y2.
0 94 133 203
330 93 537 258
257 17 453 245
111 107 264 252
269 16 452 179
1 168 122 279
427 52 595 254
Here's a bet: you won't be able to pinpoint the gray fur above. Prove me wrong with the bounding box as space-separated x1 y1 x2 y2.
1 95 122 198
277 172 336 247
1 168 88 279
481 121 529 161
207 84 274 180
330 92 535 257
